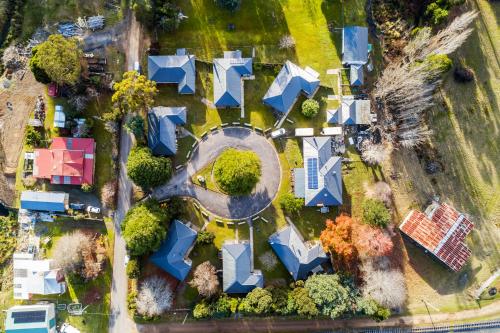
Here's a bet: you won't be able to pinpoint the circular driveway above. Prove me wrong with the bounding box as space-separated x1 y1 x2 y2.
153 127 281 219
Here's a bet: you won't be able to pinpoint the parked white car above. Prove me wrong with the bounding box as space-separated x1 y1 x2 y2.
86 206 101 214
124 254 130 267
270 128 286 139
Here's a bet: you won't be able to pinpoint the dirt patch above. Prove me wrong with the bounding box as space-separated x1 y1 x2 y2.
0 71 45 203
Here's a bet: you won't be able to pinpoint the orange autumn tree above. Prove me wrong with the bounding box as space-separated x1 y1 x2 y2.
320 215 357 273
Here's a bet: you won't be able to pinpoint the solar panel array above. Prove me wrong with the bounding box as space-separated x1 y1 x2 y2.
307 158 318 189
12 310 46 324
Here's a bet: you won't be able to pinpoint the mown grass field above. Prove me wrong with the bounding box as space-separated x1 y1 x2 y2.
388 0 500 314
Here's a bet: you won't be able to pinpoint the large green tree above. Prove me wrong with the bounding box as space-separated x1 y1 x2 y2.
122 201 168 256
238 287 273 315
126 146 172 189
108 71 158 121
30 34 82 85
362 199 391 228
304 274 357 319
213 148 261 195
286 281 318 317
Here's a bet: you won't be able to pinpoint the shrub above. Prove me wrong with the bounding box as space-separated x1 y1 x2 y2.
279 35 296 49
279 193 303 216
101 180 117 209
25 126 42 147
127 147 172 189
126 258 141 279
212 294 239 317
189 261 219 298
213 149 261 195
304 274 355 319
217 0 242 11
196 231 215 245
301 99 320 118
125 115 145 142
121 201 168 256
127 290 137 312
136 276 173 318
361 260 407 309
357 297 391 322
362 199 391 228
238 287 273 315
425 3 449 25
81 183 94 193
454 65 474 83
193 301 211 319
424 54 452 74
286 282 318 317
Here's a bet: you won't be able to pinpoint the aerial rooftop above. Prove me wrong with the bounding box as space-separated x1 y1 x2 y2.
269 224 328 280
342 26 369 65
294 137 342 207
4 303 56 333
148 49 196 94
33 137 95 185
13 252 66 300
222 240 263 294
326 98 371 125
213 50 253 108
20 191 69 212
148 106 187 156
399 202 474 272
262 61 320 114
150 220 197 281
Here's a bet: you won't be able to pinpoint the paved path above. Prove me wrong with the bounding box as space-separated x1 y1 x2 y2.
153 127 281 219
137 301 500 333
108 12 140 333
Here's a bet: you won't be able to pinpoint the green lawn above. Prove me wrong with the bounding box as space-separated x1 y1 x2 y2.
158 0 367 84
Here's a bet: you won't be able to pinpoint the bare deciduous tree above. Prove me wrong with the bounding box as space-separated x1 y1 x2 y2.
258 251 278 270
101 180 117 209
361 260 407 309
375 11 477 149
189 261 219 298
354 224 394 258
365 181 393 207
53 231 93 274
361 142 390 165
136 276 173 317
279 35 296 49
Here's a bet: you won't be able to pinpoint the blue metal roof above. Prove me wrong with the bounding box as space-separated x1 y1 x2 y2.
262 61 320 113
148 52 196 94
326 99 371 125
150 220 197 281
302 137 342 206
213 51 253 108
269 225 328 281
342 26 369 65
20 191 68 212
350 64 364 86
222 241 263 294
148 107 187 156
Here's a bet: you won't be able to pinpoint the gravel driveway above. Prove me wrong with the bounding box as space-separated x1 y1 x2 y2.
153 127 281 219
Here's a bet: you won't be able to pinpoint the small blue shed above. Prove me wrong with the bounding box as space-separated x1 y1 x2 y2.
20 191 69 212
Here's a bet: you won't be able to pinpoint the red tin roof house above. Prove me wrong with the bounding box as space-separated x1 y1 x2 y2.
33 137 95 185
399 202 474 272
